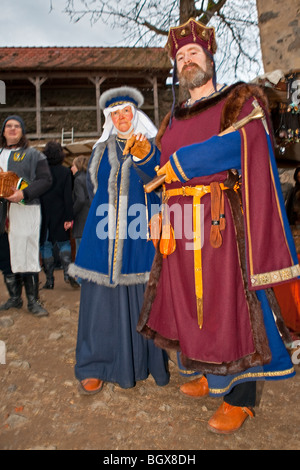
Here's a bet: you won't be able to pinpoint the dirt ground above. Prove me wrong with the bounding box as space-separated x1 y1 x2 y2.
0 269 300 452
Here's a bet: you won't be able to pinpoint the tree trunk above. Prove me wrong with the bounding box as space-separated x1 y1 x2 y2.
179 0 197 23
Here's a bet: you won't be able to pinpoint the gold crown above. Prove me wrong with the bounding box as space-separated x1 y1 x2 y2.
165 18 217 59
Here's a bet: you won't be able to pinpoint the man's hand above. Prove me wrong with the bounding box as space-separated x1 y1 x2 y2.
123 133 151 159
64 221 73 231
5 189 24 203
157 161 179 184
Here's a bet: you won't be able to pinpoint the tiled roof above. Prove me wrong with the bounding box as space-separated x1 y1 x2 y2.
0 47 171 72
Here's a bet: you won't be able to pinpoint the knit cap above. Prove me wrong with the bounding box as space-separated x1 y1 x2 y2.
1 115 26 135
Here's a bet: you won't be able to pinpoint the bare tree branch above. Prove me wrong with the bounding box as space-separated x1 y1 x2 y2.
53 0 263 82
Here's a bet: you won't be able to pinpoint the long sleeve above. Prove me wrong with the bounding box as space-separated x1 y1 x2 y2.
22 159 52 202
63 170 74 221
131 142 161 181
169 131 242 182
73 174 87 217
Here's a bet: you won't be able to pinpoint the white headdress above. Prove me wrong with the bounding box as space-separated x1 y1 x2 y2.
94 86 157 146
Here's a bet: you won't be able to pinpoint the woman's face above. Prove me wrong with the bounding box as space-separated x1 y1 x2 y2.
3 119 23 147
111 105 134 135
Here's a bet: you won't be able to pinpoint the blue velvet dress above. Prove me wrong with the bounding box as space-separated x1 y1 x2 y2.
72 136 169 388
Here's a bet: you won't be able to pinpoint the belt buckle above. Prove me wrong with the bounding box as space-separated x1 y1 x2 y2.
182 186 193 196
182 186 188 196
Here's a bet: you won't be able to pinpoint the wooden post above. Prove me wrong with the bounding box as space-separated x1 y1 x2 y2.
89 76 107 135
147 76 159 128
28 76 47 138
153 76 159 128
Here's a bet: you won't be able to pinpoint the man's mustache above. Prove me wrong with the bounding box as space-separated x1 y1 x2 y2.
182 62 201 72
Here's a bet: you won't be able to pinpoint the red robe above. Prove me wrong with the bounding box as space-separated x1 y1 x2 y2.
138 83 298 377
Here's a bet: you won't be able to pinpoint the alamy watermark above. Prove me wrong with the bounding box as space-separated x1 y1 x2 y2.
291 80 300 106
0 80 6 104
0 340 6 364
95 200 204 250
291 340 300 365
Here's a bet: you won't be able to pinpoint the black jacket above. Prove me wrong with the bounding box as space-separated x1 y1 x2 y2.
72 170 91 239
40 165 74 244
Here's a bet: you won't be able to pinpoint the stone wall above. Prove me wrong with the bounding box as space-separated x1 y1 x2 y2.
256 0 300 73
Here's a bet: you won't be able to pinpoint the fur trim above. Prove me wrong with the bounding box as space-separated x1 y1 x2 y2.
220 83 269 132
69 263 150 287
155 112 171 151
265 287 292 344
75 136 151 287
155 82 269 150
89 141 107 194
99 86 144 110
136 248 163 334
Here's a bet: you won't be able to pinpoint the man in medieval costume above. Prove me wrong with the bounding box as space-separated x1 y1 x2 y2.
125 18 298 434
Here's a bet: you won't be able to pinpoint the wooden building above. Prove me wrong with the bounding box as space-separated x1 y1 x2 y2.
0 47 172 143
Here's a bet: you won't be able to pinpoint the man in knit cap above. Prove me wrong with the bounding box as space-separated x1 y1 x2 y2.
0 115 52 316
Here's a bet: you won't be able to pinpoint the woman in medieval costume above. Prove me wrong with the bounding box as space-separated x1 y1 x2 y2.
69 87 170 394
0 115 52 316
125 19 298 434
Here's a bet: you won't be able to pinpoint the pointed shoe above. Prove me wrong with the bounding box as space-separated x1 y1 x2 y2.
180 375 209 397
207 402 254 434
79 378 104 395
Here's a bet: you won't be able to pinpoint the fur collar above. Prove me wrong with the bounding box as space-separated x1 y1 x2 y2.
155 82 269 150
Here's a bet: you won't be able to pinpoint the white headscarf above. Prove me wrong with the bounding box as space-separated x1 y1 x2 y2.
93 90 157 147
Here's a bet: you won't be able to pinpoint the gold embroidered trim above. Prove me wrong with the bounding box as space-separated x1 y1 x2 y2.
107 100 137 108
209 367 295 395
241 128 254 275
134 146 156 166
172 152 189 181
250 264 300 287
242 126 296 280
111 164 121 281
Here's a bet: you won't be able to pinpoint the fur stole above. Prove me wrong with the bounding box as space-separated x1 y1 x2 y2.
155 82 269 150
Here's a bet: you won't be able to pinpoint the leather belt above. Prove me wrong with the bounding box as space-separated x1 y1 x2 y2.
162 182 230 329
163 182 228 199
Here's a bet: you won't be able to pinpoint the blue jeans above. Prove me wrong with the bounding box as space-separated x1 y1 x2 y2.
40 240 71 259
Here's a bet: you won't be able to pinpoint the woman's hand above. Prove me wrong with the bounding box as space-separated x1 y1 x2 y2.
123 133 151 159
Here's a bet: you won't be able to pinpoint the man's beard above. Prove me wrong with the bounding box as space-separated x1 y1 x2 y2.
178 61 214 91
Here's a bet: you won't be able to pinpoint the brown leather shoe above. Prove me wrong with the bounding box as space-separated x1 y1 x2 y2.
79 378 104 395
207 402 254 434
179 375 209 397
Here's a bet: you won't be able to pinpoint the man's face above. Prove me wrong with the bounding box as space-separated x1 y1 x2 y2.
111 105 134 134
176 44 213 90
3 119 23 146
